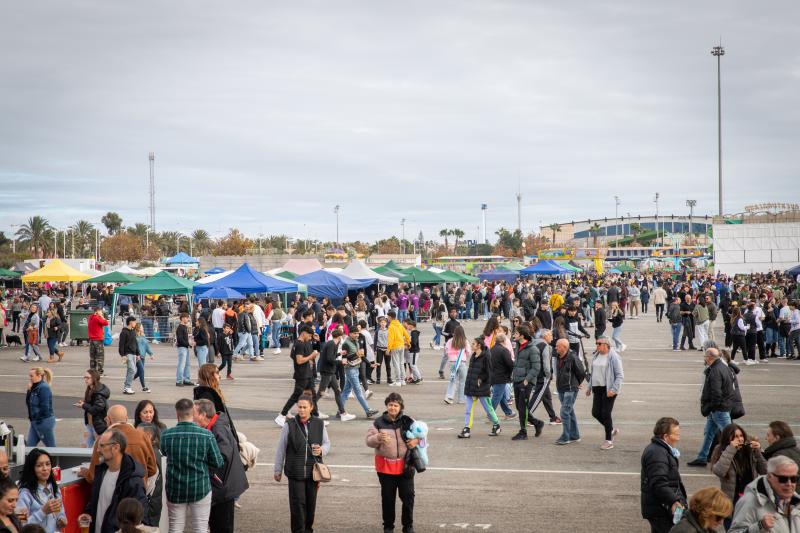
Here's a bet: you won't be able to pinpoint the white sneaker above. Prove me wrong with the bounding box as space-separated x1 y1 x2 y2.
365 389 374 399
318 412 330 419
745 360 755 366
620 343 627 352
32 357 42 362
348 392 355 399
274 414 286 427
19 356 29 362
257 356 265 361
324 421 330 427
273 348 282 355
123 387 135 395
340 413 356 421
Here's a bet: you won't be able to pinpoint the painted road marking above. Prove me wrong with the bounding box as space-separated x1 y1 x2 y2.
255 462 715 477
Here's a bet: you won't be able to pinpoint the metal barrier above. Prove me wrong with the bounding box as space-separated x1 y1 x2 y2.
136 316 177 343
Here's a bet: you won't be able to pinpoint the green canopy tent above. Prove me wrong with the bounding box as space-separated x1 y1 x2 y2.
556 261 582 273
373 265 406 278
111 271 196 324
398 267 448 284
382 260 409 272
85 271 144 284
502 261 526 271
436 269 479 283
275 271 297 280
615 263 638 273
0 268 22 279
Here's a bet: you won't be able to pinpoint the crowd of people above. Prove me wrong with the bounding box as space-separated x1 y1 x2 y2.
1 267 800 532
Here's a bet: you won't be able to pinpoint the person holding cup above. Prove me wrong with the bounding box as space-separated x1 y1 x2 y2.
16 449 66 533
0 477 23 533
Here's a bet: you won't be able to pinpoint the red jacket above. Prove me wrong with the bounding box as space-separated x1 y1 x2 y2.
88 314 109 341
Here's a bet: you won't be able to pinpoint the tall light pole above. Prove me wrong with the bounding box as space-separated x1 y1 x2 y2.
711 43 725 216
654 192 660 247
149 152 156 232
614 196 621 247
481 204 488 244
10 224 19 254
686 199 697 241
333 205 340 246
400 218 406 254
53 230 58 259
516 180 522 233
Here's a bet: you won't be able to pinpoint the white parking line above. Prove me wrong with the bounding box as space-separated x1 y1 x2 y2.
256 462 715 478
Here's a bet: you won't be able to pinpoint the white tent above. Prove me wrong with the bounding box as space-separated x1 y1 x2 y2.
195 270 235 285
115 265 139 274
135 267 164 277
281 258 323 275
341 259 399 283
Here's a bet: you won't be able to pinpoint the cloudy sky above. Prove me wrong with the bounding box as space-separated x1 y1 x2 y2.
1 1 798 244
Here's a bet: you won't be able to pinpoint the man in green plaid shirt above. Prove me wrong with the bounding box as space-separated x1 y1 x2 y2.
161 398 223 532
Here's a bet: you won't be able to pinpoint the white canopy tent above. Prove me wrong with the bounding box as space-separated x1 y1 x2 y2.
195 270 235 285
340 259 399 283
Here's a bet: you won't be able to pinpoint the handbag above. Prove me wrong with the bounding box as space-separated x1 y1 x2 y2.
299 419 331 483
449 349 464 381
404 447 426 476
27 328 38 345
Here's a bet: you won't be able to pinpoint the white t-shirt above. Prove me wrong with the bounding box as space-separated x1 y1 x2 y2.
96 468 120 533
592 355 609 388
211 308 226 329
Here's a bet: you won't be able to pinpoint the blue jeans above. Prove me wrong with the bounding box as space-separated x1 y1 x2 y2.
24 337 42 359
123 353 137 388
27 416 56 447
465 300 473 319
432 324 443 346
491 383 513 415
671 324 681 349
696 410 731 461
142 317 154 338
47 337 58 356
397 309 408 322
558 390 580 442
778 335 787 356
196 345 209 365
271 321 282 349
176 347 191 384
85 424 97 447
446 362 467 403
611 326 624 350
233 331 253 356
133 357 146 388
340 366 370 415
765 328 779 345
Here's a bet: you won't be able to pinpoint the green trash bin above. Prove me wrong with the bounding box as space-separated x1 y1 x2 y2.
69 309 94 344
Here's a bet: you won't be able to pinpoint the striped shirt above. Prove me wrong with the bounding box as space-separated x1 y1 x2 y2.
160 421 224 503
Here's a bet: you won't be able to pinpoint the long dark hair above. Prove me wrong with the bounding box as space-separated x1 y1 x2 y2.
84 369 102 403
116 497 145 533
451 325 467 350
19 448 58 500
709 423 752 472
482 316 499 338
134 400 166 430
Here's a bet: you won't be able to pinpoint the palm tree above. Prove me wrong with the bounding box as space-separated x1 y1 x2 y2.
127 223 149 240
101 212 123 235
71 220 95 257
451 228 464 251
547 223 561 245
630 223 643 244
15 216 52 258
191 229 212 255
439 228 451 248
159 231 181 256
588 223 602 248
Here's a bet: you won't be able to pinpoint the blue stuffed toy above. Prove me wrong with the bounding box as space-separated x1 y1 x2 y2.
405 420 429 466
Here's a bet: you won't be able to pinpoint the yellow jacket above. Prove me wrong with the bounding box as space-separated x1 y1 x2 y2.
387 319 410 351
549 293 565 311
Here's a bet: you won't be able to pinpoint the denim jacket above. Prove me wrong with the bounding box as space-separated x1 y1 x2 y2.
18 484 66 533
27 381 54 421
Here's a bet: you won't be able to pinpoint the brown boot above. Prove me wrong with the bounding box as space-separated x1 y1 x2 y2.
48 357 57 363
57 352 64 361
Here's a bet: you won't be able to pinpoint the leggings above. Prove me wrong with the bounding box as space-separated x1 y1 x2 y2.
745 334 757 361
591 386 617 441
12 312 21 332
730 336 746 361
375 349 391 381
655 304 665 321
641 300 649 314
463 396 498 428
218 354 233 376
513 382 532 433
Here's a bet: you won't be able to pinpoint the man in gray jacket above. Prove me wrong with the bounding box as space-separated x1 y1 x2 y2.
510 325 541 441
729 456 800 533
194 399 249 533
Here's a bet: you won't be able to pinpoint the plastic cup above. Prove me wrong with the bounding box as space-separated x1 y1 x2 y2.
78 515 92 533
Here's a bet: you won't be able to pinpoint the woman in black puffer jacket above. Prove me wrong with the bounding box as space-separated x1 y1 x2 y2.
75 369 109 447
458 338 500 439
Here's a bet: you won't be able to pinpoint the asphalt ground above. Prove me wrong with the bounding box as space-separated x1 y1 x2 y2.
1 314 799 532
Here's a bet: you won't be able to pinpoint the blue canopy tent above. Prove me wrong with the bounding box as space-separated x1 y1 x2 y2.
192 263 299 294
294 270 373 300
786 264 800 277
204 266 226 275
198 287 245 300
520 260 571 276
165 251 199 265
477 269 520 282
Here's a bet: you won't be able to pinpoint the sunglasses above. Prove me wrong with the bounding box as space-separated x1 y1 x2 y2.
772 474 798 484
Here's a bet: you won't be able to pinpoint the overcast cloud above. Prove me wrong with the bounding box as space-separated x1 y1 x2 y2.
1 1 799 244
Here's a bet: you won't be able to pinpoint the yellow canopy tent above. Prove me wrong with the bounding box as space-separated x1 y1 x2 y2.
21 259 92 283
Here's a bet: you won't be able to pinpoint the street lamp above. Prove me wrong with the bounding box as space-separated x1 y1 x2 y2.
10 224 19 254
654 192 660 247
401 218 406 254
686 199 697 240
711 43 725 216
333 205 340 246
481 204 488 244
614 196 621 247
